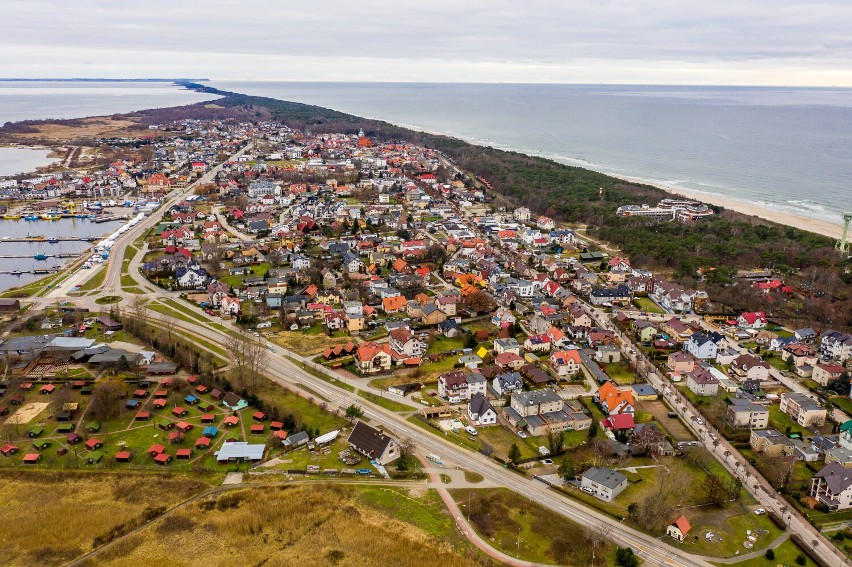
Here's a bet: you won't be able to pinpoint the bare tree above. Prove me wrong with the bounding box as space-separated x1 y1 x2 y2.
88 380 126 422
226 328 267 390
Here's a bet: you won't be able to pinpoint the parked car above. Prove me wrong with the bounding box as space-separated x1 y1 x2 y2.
464 426 478 436
517 430 527 438
754 508 766 515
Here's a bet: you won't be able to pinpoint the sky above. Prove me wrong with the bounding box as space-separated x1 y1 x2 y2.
2 1 851 85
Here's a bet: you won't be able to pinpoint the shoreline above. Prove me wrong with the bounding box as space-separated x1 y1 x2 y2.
612 173 842 239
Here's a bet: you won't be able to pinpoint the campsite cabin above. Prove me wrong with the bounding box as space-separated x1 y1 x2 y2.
252 411 267 422
1 444 20 456
56 423 74 433
125 399 140 410
223 415 239 427
200 414 215 424
154 452 172 465
133 389 148 398
56 411 72 422
84 439 103 451
250 424 265 435
186 376 199 385
283 431 309 450
157 419 175 430
184 395 200 406
202 426 218 438
86 421 100 433
195 437 211 449
168 430 184 444
270 421 284 431
86 451 103 464
115 451 133 462
40 384 55 395
66 433 82 444
154 390 168 398
32 440 51 451
22 453 41 464
147 444 165 457
171 406 188 417
153 398 167 409
195 384 209 395
26 426 44 438
175 448 192 460
210 389 224 400
135 411 151 421
176 421 193 433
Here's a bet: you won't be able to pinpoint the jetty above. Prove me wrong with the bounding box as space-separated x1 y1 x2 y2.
0 236 99 243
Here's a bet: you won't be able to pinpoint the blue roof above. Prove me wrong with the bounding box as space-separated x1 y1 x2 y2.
125 399 139 408
203 426 218 437
184 395 199 403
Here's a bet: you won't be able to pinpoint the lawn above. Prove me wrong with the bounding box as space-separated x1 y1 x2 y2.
450 488 616 566
77 265 107 291
600 361 637 385
358 390 417 412
831 396 852 416
161 298 210 324
0 470 211 566
273 330 356 356
633 296 665 314
428 335 466 355
747 537 818 567
286 357 356 393
89 484 483 567
268 437 378 473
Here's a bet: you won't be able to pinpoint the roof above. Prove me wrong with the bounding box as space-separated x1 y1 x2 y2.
468 393 494 417
512 388 562 407
215 442 266 461
815 462 852 495
348 421 395 459
672 515 691 535
583 466 627 490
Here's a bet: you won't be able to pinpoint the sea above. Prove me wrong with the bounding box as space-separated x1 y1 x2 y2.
210 81 852 229
0 80 217 176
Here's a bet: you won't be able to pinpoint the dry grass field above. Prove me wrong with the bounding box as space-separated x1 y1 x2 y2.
84 484 488 567
0 471 211 566
2 117 146 143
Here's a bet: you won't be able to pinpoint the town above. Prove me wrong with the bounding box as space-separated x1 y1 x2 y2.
0 114 850 567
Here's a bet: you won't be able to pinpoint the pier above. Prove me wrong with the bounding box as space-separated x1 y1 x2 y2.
0 253 80 259
0 236 99 243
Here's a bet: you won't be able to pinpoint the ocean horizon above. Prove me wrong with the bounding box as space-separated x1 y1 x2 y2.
211 81 852 229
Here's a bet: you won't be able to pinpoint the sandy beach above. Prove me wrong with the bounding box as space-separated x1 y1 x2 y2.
613 174 843 239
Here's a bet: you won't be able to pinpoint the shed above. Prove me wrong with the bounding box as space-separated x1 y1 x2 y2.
250 424 265 435
252 411 267 422
184 394 200 405
202 426 218 437
147 444 166 457
223 416 239 427
86 451 103 464
115 451 133 462
283 431 309 449
154 452 172 465
125 399 140 409
135 411 151 421
200 414 215 423
175 448 192 459
172 406 188 417
22 453 41 464
195 436 211 449
40 384 56 395
85 438 103 451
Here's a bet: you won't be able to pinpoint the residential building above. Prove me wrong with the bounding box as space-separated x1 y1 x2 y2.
750 428 795 457
580 467 628 502
354 343 393 375
779 392 827 428
493 372 524 396
667 516 692 542
813 363 846 387
549 349 582 377
437 371 487 403
468 393 497 426
730 354 771 381
684 332 719 360
510 389 563 417
667 351 697 373
726 399 769 429
811 462 852 511
347 421 399 466
685 368 719 397
594 381 635 415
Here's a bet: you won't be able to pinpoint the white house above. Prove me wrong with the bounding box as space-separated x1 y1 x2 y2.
468 393 497 426
580 467 628 502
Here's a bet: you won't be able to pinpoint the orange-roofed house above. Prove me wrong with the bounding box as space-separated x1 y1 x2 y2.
667 515 691 542
144 173 171 194
355 342 393 375
392 258 409 273
382 295 408 314
594 381 635 416
549 350 583 376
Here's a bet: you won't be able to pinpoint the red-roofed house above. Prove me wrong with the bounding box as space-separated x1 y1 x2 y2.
549 349 582 376
667 515 691 542
737 311 767 329
603 413 636 431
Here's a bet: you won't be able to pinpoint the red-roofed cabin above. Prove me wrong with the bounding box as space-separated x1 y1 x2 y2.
40 384 56 395
210 389 224 400
154 453 172 465
176 421 193 433
135 411 151 421
1 444 20 456
147 444 165 457
175 448 192 459
67 433 82 445
154 390 168 398
115 451 133 462
195 437 211 449
270 421 284 431
168 430 184 444
153 399 167 409
252 411 267 422
20 383 33 391
23 453 41 464
134 389 148 398
72 380 87 389
250 424 265 435
161 377 173 388
187 376 198 385
172 407 188 417
195 384 209 394
200 414 215 424
223 415 239 427
273 430 288 441
85 439 103 451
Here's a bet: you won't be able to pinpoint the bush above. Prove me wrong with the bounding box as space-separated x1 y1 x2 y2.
764 548 775 560
615 546 640 567
795 553 806 565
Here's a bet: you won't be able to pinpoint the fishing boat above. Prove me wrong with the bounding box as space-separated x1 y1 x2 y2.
2 213 22 220
24 215 39 221
40 213 61 221
24 233 45 241
34 254 48 261
47 238 59 244
10 269 22 275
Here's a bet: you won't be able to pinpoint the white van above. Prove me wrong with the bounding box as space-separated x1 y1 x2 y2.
464 426 478 436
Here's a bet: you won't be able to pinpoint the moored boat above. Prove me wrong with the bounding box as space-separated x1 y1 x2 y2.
2 213 22 220
40 214 61 221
